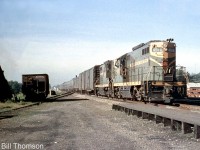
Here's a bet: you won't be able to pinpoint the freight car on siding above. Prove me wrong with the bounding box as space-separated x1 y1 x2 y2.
22 74 49 100
187 83 200 98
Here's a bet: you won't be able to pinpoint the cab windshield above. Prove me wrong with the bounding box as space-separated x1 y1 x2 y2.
167 48 175 53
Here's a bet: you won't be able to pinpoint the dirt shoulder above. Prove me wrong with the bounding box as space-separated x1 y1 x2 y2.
0 101 38 113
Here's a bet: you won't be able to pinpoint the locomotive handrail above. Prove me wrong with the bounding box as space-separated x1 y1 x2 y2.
145 66 153 94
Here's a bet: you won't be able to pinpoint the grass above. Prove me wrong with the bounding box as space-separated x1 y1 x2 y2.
0 93 34 112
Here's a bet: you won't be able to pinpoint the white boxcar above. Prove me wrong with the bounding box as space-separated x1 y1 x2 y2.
78 71 86 93
78 73 82 91
85 67 94 92
63 79 73 91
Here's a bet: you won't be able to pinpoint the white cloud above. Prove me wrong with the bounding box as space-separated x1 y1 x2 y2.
176 47 199 74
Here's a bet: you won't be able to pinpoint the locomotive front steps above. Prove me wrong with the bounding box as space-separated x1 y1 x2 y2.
112 103 200 139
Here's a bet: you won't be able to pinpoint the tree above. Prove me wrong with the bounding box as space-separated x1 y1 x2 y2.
0 66 12 102
8 81 22 94
188 72 200 82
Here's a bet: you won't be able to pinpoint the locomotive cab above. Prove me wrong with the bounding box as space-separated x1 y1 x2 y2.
141 40 187 103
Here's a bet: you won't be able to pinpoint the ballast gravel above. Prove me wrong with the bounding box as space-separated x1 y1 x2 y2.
0 93 199 150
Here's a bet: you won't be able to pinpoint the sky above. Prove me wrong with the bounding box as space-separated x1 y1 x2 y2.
0 0 200 86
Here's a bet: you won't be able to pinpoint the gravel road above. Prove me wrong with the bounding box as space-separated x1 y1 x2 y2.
0 93 200 150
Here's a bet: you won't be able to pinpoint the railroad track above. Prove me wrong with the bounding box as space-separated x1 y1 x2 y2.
89 94 200 112
0 92 74 115
47 91 74 101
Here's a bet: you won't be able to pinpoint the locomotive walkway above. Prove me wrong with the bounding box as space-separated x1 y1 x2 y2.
112 102 200 139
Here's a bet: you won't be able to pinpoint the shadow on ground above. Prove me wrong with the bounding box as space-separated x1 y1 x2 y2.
0 114 17 120
45 98 89 103
174 98 200 106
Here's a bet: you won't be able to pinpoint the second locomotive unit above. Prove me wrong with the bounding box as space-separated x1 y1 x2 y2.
61 39 187 103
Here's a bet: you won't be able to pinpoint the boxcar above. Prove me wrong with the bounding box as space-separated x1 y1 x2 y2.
84 65 100 94
73 76 79 92
62 80 74 92
22 74 49 100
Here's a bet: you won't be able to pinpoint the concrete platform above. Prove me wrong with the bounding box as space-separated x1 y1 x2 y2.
112 102 200 139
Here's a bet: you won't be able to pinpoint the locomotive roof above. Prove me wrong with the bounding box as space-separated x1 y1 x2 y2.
132 40 173 51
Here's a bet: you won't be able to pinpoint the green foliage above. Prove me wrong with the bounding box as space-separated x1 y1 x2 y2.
6 92 25 103
0 66 12 102
8 81 22 94
188 72 200 82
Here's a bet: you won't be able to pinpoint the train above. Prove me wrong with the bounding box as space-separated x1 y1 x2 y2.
22 74 49 100
59 39 188 103
187 83 200 98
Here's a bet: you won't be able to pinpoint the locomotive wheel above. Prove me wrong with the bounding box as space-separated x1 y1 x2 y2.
148 97 152 102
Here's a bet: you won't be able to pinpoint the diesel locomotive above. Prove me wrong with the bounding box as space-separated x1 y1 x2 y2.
60 39 188 103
